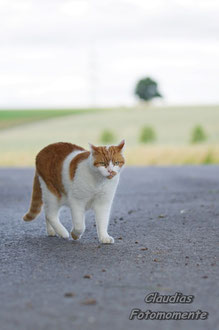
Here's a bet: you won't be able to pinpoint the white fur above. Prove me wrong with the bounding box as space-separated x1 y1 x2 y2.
39 149 124 243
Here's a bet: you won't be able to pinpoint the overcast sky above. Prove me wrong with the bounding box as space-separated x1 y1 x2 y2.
0 0 219 108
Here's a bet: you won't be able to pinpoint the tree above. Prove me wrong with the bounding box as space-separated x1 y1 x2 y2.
135 77 162 102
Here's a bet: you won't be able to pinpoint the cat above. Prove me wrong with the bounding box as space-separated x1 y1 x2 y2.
23 140 125 244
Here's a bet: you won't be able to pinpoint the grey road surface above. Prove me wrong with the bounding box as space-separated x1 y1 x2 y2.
0 166 218 330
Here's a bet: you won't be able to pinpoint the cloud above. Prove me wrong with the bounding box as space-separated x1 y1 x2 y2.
0 0 218 107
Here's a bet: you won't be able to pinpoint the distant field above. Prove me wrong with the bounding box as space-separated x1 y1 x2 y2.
0 109 100 130
0 105 219 166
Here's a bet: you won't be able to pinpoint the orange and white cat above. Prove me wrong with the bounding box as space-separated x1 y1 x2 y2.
23 140 125 244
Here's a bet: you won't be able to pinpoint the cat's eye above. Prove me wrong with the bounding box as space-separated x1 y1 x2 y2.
114 161 120 165
99 162 106 166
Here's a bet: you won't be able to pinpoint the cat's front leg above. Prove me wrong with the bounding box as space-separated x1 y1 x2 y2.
93 200 114 244
69 200 86 240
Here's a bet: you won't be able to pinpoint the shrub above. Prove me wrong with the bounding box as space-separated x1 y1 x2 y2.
139 126 156 143
190 125 207 143
203 151 214 164
100 130 116 144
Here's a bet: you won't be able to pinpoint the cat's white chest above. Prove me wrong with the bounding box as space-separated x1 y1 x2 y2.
71 168 117 199
62 156 118 208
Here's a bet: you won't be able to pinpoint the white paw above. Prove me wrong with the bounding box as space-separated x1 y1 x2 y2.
59 230 69 239
46 223 56 236
99 235 114 244
47 228 56 237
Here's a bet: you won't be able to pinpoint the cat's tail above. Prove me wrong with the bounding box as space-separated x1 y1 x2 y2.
23 172 43 221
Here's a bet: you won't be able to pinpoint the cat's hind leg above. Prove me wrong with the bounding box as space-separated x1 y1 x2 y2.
41 180 69 239
44 204 69 239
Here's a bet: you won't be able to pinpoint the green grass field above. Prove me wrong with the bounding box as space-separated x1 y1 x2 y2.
0 105 219 166
0 108 100 130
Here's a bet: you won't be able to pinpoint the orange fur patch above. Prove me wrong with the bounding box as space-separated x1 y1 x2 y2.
69 151 90 180
36 142 85 198
23 173 43 221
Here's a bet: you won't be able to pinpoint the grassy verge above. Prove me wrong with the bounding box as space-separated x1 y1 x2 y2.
0 105 219 166
1 145 219 166
125 145 219 165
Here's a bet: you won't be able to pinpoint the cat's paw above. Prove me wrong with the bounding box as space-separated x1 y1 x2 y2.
60 232 69 239
58 229 69 239
71 231 80 240
71 230 83 240
47 228 56 237
46 222 56 236
71 227 85 240
99 235 114 244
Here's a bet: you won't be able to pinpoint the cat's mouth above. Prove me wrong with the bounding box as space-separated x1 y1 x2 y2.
107 171 117 179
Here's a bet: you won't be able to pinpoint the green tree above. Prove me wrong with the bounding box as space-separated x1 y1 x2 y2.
135 77 162 102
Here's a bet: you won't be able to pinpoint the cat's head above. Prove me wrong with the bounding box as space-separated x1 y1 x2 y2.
89 140 125 179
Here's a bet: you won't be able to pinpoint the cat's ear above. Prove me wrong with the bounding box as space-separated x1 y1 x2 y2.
117 139 125 152
88 143 99 154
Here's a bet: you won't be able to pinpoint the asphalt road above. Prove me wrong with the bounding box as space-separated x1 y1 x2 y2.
0 166 218 330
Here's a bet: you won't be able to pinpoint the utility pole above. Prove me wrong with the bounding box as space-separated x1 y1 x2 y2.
88 42 98 107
